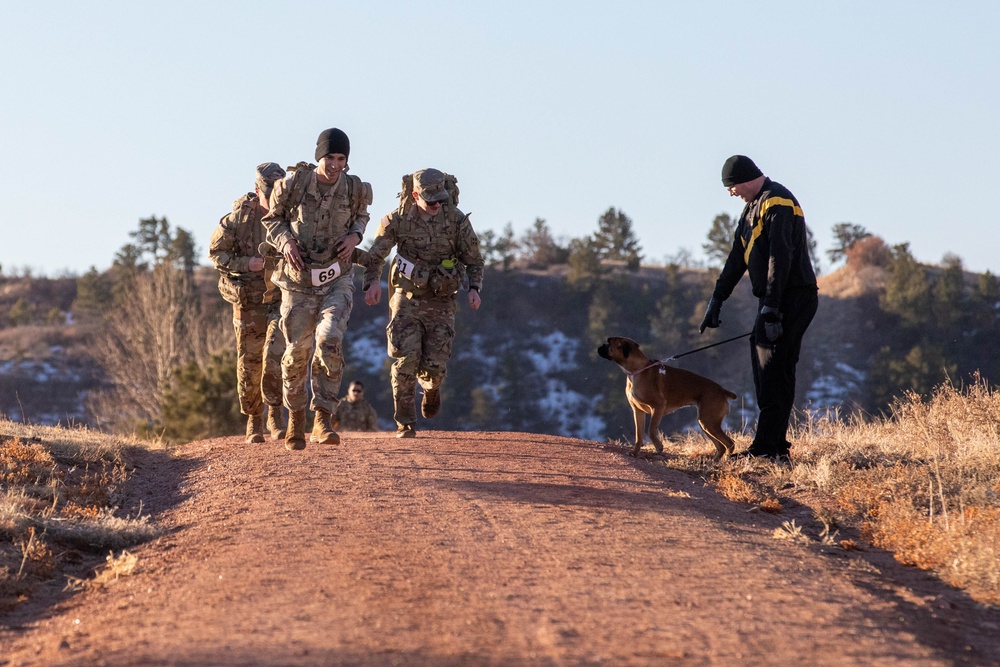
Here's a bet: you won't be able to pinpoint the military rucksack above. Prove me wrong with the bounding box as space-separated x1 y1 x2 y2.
396 172 460 215
284 161 372 220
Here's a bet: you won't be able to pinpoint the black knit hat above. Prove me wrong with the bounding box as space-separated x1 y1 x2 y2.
721 155 763 186
315 128 350 162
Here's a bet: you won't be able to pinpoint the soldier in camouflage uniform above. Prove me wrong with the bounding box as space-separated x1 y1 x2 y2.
363 168 484 438
209 162 288 445
333 381 379 431
262 128 373 450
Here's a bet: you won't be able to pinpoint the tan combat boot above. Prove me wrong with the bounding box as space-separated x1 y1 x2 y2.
421 386 442 419
245 413 265 444
266 404 286 440
285 409 307 451
310 409 341 445
396 424 416 439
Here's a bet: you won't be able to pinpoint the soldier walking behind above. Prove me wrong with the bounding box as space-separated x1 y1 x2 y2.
363 168 484 438
262 128 373 450
333 381 379 432
209 162 288 444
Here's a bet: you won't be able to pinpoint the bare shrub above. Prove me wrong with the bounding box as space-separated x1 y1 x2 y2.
86 266 231 434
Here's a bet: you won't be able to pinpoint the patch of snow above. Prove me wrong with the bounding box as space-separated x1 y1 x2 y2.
537 378 604 440
525 331 579 374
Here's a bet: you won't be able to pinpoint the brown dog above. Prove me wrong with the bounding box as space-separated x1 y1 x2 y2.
597 336 737 459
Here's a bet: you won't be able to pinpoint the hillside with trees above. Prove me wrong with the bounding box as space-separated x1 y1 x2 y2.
1 210 998 445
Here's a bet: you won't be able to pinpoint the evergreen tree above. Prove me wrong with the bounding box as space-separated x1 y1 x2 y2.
930 254 968 336
566 235 605 288
158 350 242 442
72 266 115 321
493 347 553 431
593 207 642 270
880 243 930 329
827 223 872 265
702 213 735 268
7 297 35 326
479 222 519 270
648 264 691 354
518 218 568 268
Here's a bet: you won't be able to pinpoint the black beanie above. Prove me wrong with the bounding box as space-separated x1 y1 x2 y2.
721 155 763 186
315 128 350 162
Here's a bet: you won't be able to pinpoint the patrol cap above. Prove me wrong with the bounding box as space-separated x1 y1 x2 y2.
413 168 449 203
721 155 763 186
315 127 350 161
255 162 286 192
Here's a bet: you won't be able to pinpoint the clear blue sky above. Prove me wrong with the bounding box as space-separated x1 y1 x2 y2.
3 1 998 277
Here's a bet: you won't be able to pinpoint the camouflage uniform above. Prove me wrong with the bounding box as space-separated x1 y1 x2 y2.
262 165 372 416
363 170 484 430
333 396 379 431
209 182 285 421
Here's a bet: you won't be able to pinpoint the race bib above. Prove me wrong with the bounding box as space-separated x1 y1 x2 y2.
310 261 341 287
394 255 416 280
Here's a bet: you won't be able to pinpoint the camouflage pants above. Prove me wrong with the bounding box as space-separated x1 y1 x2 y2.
279 276 354 413
386 291 456 427
232 301 284 416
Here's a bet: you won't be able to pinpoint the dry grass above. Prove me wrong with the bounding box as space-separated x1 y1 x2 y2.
659 376 1000 606
0 419 162 609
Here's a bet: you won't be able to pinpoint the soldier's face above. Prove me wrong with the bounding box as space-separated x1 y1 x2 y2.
317 153 347 183
413 191 443 215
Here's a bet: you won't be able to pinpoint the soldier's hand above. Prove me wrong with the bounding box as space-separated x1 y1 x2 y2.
334 232 360 264
248 256 264 272
468 289 481 311
283 241 305 271
364 282 381 306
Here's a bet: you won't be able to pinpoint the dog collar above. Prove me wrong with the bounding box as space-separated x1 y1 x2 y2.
622 360 666 378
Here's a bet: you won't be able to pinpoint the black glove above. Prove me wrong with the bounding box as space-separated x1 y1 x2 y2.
757 306 783 343
699 298 723 333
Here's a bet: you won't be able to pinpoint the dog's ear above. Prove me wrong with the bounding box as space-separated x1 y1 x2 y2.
621 340 632 358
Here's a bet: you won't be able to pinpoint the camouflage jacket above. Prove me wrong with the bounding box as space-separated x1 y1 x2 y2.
209 193 267 282
363 205 484 299
333 398 379 431
262 167 372 294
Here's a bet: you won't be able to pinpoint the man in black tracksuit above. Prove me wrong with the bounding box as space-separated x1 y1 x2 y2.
699 155 818 461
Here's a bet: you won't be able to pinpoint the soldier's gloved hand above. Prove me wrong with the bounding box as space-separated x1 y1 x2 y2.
699 298 723 333
757 306 783 343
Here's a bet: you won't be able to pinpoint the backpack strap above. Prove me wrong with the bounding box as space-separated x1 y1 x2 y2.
285 161 315 212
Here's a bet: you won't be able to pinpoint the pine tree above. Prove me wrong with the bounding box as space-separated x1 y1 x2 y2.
518 218 567 268
593 208 643 270
702 213 735 268
827 223 873 265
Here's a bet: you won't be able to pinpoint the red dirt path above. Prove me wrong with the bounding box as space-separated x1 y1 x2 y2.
2 431 999 666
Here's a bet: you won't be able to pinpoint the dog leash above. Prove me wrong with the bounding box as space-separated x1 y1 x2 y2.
665 332 752 361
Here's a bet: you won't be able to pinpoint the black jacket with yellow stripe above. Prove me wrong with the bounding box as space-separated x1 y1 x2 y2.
712 178 817 310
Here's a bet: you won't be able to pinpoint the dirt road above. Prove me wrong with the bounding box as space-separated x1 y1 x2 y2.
2 431 998 666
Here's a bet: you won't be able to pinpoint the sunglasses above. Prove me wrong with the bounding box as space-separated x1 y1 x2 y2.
421 196 444 206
